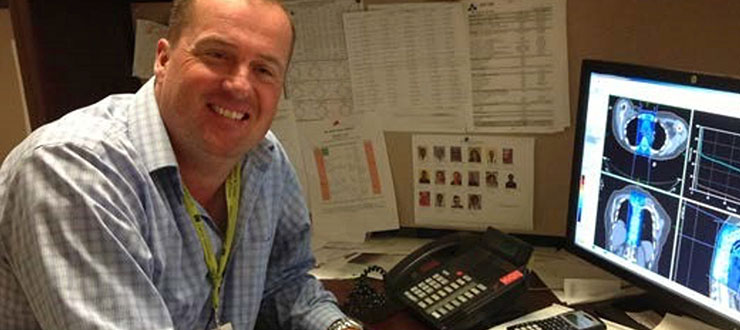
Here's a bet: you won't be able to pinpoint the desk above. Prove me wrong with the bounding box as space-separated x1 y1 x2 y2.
322 271 560 330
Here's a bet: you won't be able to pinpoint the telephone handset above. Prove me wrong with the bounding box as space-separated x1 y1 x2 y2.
385 227 533 330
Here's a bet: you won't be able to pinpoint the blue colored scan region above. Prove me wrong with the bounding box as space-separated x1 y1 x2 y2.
627 191 646 248
711 218 740 310
636 112 657 157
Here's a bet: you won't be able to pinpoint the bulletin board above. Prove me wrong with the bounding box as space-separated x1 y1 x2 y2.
368 0 740 236
128 0 740 237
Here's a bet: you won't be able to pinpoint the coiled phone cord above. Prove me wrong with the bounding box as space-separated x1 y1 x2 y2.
343 265 397 324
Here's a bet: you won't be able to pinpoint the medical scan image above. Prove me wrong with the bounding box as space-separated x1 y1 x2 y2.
673 203 740 311
710 215 740 311
611 97 689 160
602 96 691 193
601 183 673 273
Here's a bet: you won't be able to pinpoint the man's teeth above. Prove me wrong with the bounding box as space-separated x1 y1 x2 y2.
212 105 246 120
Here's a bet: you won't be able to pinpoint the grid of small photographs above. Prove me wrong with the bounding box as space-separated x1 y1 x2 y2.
415 143 520 212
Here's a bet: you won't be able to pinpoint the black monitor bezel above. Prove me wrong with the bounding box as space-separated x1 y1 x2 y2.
565 59 740 330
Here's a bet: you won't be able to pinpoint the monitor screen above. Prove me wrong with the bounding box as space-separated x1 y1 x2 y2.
567 60 740 328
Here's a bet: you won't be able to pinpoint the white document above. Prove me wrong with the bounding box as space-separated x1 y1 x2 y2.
563 278 622 305
282 0 361 122
465 0 570 132
528 247 641 303
343 3 474 132
299 112 399 242
271 100 311 205
654 313 720 330
132 19 168 80
412 134 534 231
311 235 432 279
625 310 663 329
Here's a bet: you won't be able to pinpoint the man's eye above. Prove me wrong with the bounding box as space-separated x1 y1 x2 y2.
256 67 275 77
204 51 228 60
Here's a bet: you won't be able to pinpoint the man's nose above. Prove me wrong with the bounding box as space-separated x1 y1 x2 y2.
222 65 253 99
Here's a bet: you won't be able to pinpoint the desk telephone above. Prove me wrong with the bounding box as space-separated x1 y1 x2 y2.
383 227 534 330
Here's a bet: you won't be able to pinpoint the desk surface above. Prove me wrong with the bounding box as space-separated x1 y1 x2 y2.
322 271 560 330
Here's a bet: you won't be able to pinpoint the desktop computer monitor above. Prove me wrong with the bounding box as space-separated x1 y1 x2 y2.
567 59 740 329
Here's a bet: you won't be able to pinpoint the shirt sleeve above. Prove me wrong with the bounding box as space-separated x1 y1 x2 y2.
0 143 175 329
255 148 346 330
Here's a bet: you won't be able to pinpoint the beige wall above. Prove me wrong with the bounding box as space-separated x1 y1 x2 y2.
0 9 29 163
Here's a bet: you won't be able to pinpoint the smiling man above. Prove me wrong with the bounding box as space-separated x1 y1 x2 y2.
0 0 361 329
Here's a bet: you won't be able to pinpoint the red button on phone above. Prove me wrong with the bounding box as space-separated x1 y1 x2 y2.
499 270 523 285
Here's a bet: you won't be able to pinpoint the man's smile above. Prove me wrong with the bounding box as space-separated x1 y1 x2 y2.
209 103 250 121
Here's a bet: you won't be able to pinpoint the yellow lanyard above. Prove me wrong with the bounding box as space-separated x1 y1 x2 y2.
182 166 241 326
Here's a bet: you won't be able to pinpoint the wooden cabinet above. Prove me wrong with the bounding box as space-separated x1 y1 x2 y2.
10 0 143 129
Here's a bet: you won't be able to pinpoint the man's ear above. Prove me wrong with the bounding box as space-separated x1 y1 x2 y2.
153 38 171 80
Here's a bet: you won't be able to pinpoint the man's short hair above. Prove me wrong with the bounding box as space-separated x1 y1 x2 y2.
167 0 296 61
166 0 195 45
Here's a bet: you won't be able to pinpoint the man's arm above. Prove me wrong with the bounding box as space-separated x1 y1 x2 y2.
0 144 174 329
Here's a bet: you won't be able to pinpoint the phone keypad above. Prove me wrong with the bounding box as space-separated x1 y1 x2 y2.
402 269 488 320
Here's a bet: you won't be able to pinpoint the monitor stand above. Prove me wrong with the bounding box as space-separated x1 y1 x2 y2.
574 292 666 330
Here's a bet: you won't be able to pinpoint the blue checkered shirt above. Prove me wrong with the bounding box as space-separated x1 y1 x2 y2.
0 79 345 329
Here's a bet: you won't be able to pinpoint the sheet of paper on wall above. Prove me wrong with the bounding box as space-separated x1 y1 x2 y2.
298 112 399 243
412 134 534 231
282 0 362 122
132 19 168 80
270 99 311 206
343 2 474 133
367 2 440 11
464 0 570 133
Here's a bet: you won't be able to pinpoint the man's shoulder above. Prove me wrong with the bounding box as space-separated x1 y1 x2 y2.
29 94 133 149
4 94 139 170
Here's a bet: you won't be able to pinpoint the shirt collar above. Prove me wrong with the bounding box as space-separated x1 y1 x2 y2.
128 78 179 173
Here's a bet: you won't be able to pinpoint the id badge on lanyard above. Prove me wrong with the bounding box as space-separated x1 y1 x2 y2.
182 166 241 329
214 322 233 330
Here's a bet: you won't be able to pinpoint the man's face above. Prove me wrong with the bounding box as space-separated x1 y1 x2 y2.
154 0 293 160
